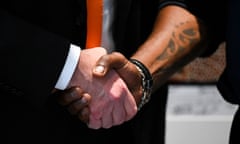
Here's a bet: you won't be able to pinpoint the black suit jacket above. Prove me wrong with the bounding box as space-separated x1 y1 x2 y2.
1 1 87 143
1 0 86 109
217 0 240 105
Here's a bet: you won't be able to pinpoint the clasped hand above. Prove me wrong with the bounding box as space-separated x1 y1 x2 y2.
56 47 143 129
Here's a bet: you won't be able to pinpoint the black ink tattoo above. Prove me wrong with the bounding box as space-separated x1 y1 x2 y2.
155 21 199 75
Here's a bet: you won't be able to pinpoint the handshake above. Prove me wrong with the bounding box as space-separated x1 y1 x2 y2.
55 47 151 129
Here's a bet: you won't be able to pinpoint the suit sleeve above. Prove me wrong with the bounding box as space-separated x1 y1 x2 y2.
0 10 71 107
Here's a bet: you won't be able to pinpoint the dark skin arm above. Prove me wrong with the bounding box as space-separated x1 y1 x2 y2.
57 5 207 125
131 5 206 92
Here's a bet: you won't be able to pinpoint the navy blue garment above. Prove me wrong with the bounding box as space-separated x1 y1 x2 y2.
217 0 240 144
217 0 240 105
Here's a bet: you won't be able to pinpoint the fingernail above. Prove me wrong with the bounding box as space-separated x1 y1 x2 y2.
94 65 105 73
80 97 86 104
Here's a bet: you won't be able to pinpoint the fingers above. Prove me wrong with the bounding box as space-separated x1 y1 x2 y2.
56 52 141 129
93 52 142 104
67 93 91 115
58 87 85 106
111 99 126 126
88 115 102 129
100 103 114 129
78 107 90 123
93 52 128 76
57 87 91 123
124 90 138 121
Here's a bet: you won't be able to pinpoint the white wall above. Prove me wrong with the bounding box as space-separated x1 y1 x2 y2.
166 115 233 144
166 85 238 144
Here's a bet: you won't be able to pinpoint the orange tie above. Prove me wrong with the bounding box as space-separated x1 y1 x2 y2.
86 0 103 48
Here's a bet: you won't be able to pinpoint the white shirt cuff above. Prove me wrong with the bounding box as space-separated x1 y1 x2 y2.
55 44 81 90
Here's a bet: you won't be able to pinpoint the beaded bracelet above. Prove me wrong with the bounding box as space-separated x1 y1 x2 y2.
129 59 153 111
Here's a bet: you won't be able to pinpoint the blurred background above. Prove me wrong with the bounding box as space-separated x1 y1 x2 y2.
165 42 238 144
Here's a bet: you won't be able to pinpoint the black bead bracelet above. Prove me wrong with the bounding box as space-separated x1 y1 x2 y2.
129 59 153 111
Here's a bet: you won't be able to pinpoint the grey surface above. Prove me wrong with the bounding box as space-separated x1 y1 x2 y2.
166 85 237 144
167 85 238 116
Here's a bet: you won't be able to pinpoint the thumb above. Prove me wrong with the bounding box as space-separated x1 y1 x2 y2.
92 52 142 104
93 52 128 77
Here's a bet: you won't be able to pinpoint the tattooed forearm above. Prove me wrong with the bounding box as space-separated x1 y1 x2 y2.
157 39 175 60
157 22 199 61
153 21 200 82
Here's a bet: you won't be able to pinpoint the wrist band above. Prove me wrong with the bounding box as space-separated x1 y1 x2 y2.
158 0 187 10
129 59 153 111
